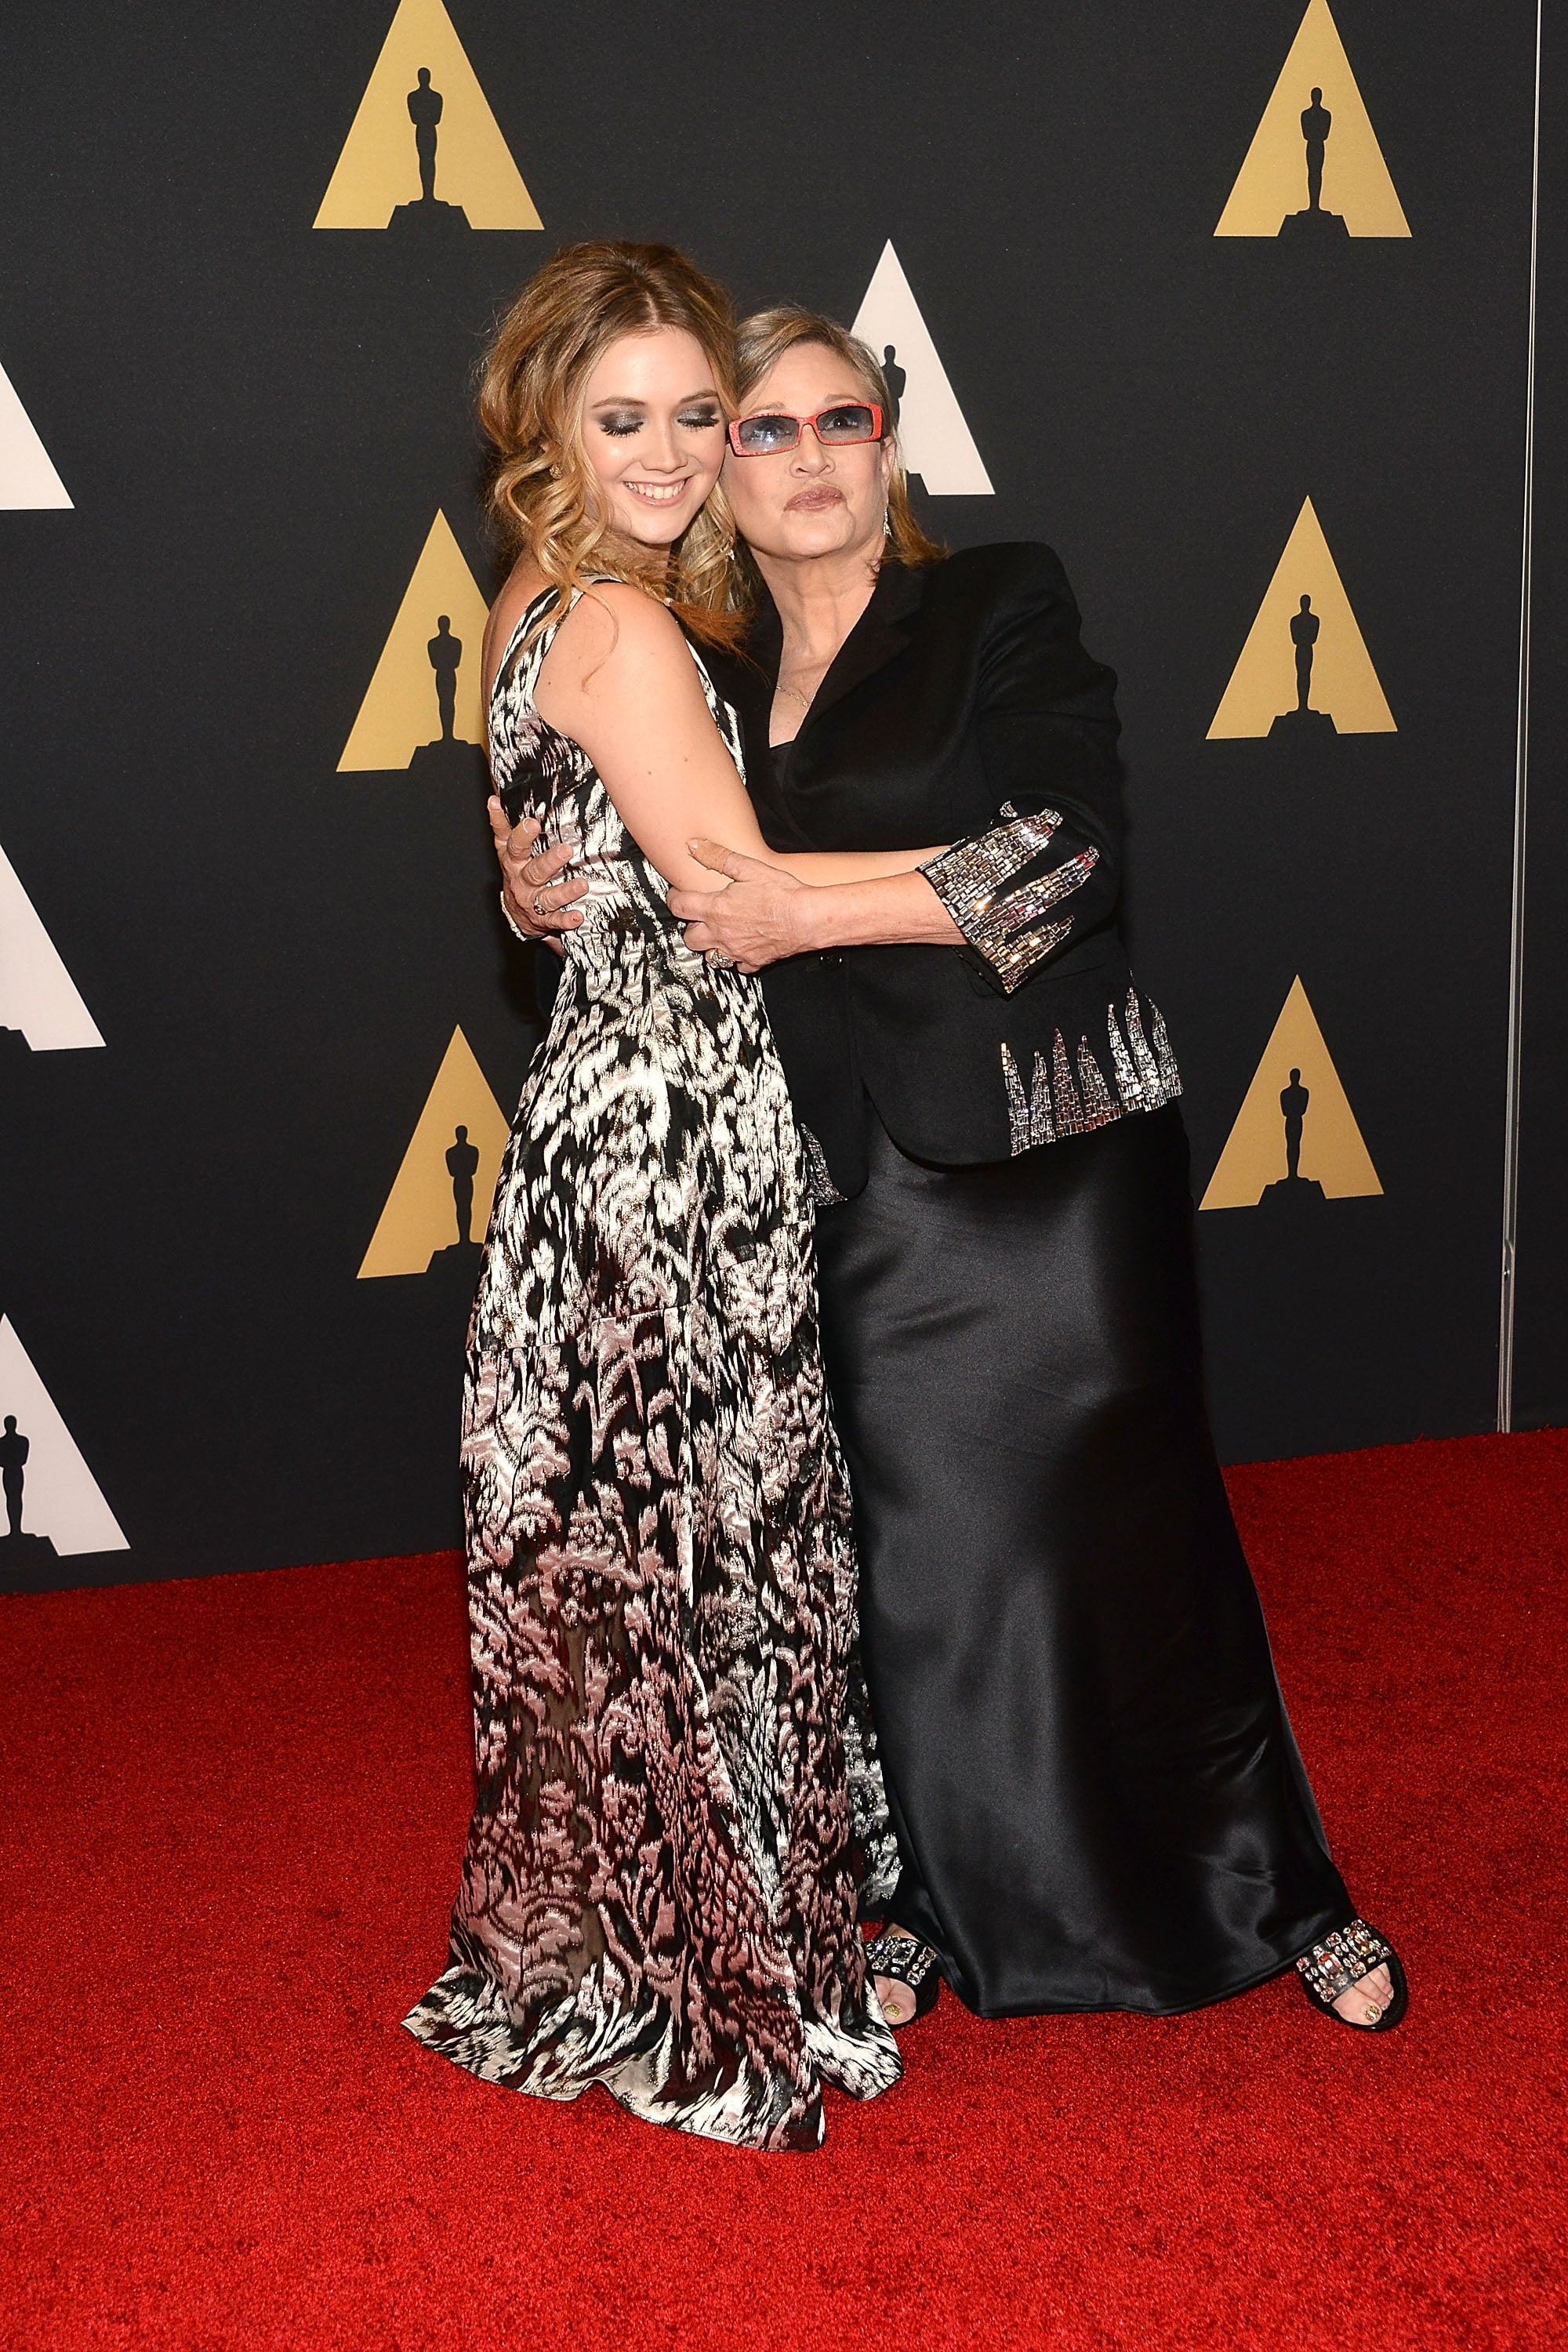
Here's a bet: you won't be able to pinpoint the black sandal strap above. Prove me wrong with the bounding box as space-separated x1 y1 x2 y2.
1295 1918 1394 2007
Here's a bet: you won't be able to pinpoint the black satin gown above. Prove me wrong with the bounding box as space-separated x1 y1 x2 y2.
813 1096 1352 2016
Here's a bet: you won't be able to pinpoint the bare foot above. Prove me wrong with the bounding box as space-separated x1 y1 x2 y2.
1333 1962 1394 2026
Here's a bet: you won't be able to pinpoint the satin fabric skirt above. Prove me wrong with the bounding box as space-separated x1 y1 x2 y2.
812 1100 1352 2016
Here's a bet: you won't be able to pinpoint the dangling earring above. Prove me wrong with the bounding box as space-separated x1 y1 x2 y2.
883 504 893 539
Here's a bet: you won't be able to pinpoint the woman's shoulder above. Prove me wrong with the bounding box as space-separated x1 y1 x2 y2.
484 562 553 680
921 539 1078 615
916 542 1114 696
547 579 693 681
529 582 726 768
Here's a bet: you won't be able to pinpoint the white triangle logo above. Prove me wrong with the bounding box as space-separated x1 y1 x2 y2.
0 1318 129 1558
0 838 104 1050
851 242 993 496
0 359 72 510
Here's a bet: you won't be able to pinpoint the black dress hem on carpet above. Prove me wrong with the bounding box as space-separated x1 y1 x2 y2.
817 1099 1354 2022
874 1929 1362 2024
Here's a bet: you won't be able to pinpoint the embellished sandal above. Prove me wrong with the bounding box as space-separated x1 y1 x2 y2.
1296 1918 1408 2032
865 1928 942 2028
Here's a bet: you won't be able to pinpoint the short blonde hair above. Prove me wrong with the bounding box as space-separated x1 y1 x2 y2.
478 241 743 649
732 306 948 586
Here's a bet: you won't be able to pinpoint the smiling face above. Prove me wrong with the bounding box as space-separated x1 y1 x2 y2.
578 327 728 550
720 340 895 571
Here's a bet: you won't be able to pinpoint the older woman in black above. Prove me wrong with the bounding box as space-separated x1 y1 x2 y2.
501 307 1404 2038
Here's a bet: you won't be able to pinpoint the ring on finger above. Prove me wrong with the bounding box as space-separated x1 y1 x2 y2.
532 888 550 918
706 948 735 968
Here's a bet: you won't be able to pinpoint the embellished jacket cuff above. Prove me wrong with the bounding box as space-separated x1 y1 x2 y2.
1000 989 1182 1155
920 801 1099 996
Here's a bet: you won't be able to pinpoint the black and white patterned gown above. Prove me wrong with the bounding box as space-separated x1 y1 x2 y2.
403 589 900 2151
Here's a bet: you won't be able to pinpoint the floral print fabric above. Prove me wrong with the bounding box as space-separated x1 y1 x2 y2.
402 592 899 2151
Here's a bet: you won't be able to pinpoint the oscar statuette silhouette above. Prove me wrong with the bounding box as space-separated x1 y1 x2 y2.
1258 1069 1327 1216
1269 595 1338 738
408 615 486 781
1278 88 1350 243
881 344 906 429
426 1125 485 1276
0 1413 59 1591
389 67 471 238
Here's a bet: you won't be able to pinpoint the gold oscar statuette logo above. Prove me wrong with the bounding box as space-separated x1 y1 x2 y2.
358 1026 510 1279
1209 498 1393 741
315 0 541 234
1217 0 1409 241
339 510 491 776
1201 976 1382 1211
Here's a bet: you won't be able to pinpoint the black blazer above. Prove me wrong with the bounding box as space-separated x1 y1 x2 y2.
704 542 1181 1195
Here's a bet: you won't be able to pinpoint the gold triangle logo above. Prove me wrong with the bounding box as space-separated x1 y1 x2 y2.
339 510 491 773
1200 977 1382 1209
1208 497 1393 739
358 1026 511 1278
314 0 542 231
1216 0 1410 239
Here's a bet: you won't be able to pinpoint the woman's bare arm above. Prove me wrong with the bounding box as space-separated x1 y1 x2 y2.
534 587 938 895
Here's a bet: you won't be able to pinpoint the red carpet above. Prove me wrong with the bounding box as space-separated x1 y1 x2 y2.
2 1432 1564 2349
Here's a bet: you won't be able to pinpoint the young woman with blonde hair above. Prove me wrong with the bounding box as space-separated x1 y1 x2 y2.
401 245 943 2151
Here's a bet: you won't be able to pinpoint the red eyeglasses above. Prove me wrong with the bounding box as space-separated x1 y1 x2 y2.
727 402 884 456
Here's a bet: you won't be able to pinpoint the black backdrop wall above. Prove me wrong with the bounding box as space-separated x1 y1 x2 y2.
0 2 1550 1591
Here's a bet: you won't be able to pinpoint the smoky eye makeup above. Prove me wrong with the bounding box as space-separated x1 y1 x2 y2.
592 401 724 440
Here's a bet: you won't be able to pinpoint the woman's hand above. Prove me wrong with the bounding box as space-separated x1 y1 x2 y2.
667 840 814 973
488 797 587 953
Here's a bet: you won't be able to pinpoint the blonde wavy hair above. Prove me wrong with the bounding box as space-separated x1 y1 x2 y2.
478 241 743 650
730 307 948 602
